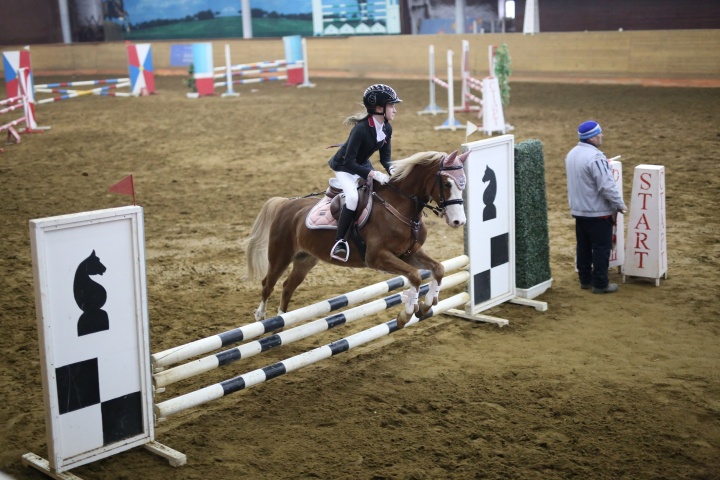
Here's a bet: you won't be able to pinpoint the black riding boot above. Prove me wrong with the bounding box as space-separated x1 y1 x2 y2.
331 205 356 261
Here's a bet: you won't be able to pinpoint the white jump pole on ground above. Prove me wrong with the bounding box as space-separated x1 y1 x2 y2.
154 292 470 420
153 270 470 388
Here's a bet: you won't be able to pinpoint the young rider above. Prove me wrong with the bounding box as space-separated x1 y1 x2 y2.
327 84 402 261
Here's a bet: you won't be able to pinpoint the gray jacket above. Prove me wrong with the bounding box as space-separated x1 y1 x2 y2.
565 142 626 217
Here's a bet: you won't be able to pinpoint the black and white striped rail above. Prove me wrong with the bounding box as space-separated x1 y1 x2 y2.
151 255 469 369
154 292 470 419
153 270 470 388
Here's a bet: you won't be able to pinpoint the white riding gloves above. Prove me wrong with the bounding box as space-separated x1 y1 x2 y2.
371 170 390 185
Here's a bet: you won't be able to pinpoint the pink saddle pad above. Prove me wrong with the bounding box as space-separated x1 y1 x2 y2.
305 194 371 230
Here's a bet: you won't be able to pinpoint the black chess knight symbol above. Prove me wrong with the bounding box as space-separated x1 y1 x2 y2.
74 250 109 336
482 165 497 221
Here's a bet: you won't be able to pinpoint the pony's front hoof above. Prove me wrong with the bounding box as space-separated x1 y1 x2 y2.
397 310 413 329
253 308 266 321
417 302 433 318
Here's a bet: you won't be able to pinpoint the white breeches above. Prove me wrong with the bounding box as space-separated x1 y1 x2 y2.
334 170 360 211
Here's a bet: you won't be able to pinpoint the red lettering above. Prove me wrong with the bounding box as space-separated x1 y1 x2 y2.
637 192 653 210
634 251 648 268
634 232 649 250
640 172 652 190
635 214 651 230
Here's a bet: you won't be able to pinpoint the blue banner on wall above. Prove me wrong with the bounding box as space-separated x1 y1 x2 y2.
170 44 193 67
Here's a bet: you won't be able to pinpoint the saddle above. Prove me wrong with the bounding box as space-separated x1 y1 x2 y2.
305 178 373 230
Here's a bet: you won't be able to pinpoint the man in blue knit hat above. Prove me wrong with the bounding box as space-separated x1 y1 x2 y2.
565 120 627 294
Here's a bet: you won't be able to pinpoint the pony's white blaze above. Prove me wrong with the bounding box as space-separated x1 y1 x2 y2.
443 179 466 226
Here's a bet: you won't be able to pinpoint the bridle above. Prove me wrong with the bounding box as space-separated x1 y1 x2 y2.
371 158 465 256
429 159 465 216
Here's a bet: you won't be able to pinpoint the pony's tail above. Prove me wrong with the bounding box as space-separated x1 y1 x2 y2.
242 197 288 282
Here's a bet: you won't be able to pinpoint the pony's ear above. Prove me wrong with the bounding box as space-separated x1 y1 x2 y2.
457 150 471 164
443 150 458 165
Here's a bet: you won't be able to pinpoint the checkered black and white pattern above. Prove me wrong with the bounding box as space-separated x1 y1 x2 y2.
30 207 153 472
463 136 516 314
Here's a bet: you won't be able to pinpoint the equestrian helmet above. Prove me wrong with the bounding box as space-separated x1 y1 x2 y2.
363 84 402 112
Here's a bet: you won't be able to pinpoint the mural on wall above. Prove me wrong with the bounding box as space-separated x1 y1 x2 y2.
312 0 401 36
109 0 313 40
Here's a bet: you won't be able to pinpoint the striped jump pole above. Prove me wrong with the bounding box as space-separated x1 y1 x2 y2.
34 78 130 89
36 88 96 104
206 37 310 98
35 82 130 95
0 100 25 116
0 69 41 148
457 39 481 114
0 116 27 144
466 75 483 91
216 49 300 97
151 255 469 369
154 292 470 420
218 75 288 88
215 68 290 90
35 83 133 104
215 59 289 74
465 90 483 108
153 270 470 388
0 95 24 107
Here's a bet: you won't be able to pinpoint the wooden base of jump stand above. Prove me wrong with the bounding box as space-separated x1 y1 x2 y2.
22 442 186 480
445 295 548 328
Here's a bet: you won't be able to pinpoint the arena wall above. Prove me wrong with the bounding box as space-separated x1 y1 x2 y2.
1 30 719 82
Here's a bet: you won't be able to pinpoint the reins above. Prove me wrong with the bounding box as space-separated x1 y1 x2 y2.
371 157 465 256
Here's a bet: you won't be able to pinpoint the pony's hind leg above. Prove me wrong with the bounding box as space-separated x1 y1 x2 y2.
255 247 296 321
254 277 270 321
279 252 319 314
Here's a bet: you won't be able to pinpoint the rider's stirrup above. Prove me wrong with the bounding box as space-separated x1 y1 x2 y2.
330 239 350 262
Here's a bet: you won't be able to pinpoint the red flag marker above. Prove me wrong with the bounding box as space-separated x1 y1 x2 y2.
109 174 136 205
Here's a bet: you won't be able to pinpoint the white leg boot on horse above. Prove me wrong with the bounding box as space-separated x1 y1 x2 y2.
398 286 420 328
331 205 355 262
424 279 441 307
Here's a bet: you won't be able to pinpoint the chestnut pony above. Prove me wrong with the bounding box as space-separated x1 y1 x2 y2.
243 150 469 328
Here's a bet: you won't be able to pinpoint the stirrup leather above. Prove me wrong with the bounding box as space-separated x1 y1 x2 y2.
330 239 350 262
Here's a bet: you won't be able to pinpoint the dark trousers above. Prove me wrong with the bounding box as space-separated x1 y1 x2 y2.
575 216 614 288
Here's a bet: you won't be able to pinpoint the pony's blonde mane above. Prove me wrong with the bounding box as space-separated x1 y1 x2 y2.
390 151 446 182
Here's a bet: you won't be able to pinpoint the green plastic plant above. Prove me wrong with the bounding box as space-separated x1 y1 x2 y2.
494 44 511 106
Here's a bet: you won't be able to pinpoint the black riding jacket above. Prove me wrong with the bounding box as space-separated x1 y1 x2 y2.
328 116 392 180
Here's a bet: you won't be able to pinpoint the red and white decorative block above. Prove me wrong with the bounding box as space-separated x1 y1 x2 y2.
608 158 625 270
623 165 667 286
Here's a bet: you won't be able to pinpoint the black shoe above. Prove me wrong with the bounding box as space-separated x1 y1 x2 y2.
331 239 349 262
592 283 619 294
580 283 591 290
